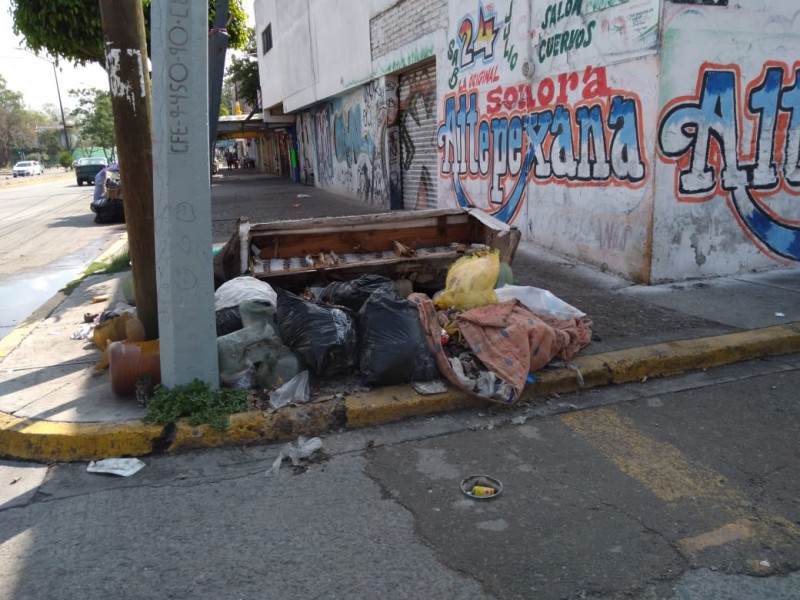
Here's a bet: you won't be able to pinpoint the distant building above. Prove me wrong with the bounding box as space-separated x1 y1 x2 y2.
252 0 800 282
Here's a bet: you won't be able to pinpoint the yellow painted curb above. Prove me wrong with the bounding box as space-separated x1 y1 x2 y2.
582 323 800 385
0 236 130 363
0 411 163 463
1 323 799 462
346 386 484 428
0 320 42 363
92 234 129 265
167 401 346 454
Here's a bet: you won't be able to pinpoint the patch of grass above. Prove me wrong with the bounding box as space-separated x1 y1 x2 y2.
60 250 130 295
144 379 249 431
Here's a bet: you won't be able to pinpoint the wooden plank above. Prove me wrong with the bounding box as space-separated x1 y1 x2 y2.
255 222 474 259
246 208 469 234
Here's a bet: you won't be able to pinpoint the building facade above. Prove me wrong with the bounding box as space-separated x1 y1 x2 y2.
252 0 800 283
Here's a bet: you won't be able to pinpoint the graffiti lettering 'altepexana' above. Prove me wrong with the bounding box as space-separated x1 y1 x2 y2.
658 62 800 261
437 65 647 223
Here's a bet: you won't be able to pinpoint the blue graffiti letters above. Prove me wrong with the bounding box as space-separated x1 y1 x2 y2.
657 63 800 261
438 84 646 217
659 70 747 193
334 106 375 167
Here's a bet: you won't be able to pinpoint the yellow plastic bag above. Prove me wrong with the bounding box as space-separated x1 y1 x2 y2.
434 249 500 311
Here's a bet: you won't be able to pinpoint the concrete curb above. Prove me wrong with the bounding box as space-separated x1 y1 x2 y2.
3 322 799 462
0 235 129 363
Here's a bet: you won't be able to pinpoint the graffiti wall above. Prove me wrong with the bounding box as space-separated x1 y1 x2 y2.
294 79 397 208
532 0 660 76
297 113 316 185
437 0 660 280
399 64 438 210
652 0 800 280
330 79 395 207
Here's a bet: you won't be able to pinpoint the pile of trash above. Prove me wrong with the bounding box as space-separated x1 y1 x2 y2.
75 249 593 408
215 272 439 409
213 248 593 407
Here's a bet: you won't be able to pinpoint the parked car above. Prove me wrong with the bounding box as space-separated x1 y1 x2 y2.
75 157 109 186
12 161 42 177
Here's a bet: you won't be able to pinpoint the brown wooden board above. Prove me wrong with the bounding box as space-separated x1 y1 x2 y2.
254 222 474 258
213 208 521 290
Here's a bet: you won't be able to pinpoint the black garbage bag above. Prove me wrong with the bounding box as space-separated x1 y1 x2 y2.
319 274 399 312
215 306 243 337
358 291 438 385
276 288 358 376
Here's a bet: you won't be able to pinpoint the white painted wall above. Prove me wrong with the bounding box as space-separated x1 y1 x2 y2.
651 0 800 281
254 0 800 283
254 0 401 113
436 0 661 281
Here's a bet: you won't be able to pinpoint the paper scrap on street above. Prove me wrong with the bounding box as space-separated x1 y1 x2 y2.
87 458 146 477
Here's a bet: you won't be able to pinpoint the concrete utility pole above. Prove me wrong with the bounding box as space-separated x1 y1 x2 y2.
99 0 158 339
151 0 219 388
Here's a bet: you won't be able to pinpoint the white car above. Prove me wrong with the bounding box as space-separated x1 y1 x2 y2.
12 161 42 177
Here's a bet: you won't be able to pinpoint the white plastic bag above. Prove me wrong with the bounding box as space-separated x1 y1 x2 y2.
265 436 323 476
495 285 585 321
268 370 311 409
214 276 277 311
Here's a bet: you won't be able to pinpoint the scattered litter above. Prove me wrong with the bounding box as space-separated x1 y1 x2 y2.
495 285 585 320
775 312 785 318
293 203 302 208
10 476 21 485
760 559 771 568
70 324 94 340
460 475 503 499
547 360 585 386
511 416 528 425
91 295 109 303
412 380 448 395
526 373 537 384
296 193 310 198
87 458 146 477
269 370 311 409
266 436 324 476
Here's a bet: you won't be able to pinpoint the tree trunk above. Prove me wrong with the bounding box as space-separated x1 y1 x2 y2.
98 0 158 339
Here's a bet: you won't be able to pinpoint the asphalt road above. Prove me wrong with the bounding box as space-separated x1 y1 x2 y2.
1 355 798 599
0 173 123 276
0 174 125 338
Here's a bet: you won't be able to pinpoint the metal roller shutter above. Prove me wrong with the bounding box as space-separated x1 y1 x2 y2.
399 63 438 210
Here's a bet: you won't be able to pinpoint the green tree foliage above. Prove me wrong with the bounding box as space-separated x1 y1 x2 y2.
0 75 38 166
219 83 232 116
36 128 64 165
26 104 70 165
58 150 73 169
225 29 260 111
11 0 250 67
69 88 116 161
